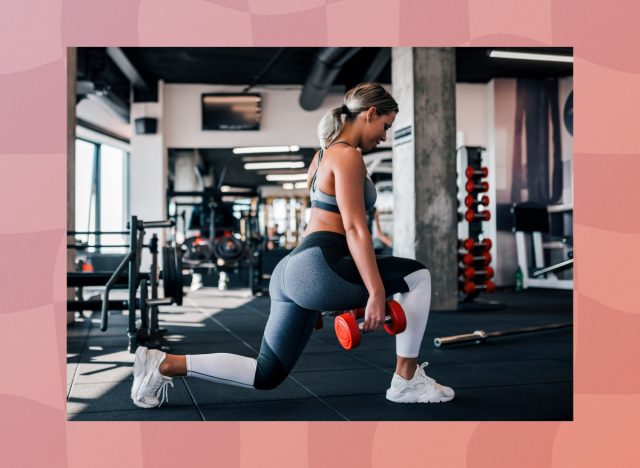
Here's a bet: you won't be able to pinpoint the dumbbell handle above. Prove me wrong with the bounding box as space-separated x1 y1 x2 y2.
358 314 393 331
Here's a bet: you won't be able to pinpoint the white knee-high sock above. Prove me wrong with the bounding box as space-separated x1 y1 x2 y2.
186 353 257 388
393 269 431 358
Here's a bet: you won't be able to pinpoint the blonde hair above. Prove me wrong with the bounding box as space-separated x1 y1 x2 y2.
317 83 398 149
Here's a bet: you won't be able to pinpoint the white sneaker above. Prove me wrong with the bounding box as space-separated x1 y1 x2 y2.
131 346 174 409
386 362 455 403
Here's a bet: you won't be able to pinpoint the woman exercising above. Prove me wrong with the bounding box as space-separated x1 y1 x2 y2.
131 83 454 408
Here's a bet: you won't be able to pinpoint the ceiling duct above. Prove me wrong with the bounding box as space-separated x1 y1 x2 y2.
299 47 361 111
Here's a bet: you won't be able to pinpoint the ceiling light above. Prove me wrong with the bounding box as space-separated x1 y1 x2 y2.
221 185 254 193
233 145 300 154
265 173 308 182
282 183 295 190
241 155 303 162
489 50 573 63
244 161 305 170
294 182 308 189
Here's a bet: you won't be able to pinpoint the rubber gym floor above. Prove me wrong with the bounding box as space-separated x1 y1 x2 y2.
67 287 572 421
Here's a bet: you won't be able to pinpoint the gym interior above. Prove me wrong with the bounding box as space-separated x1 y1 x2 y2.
67 47 573 421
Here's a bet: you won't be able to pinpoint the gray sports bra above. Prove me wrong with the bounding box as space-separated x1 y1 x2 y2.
310 145 377 214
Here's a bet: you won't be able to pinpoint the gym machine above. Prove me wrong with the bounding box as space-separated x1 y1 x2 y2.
512 202 573 290
68 216 188 352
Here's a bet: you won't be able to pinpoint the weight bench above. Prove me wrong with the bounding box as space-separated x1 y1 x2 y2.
511 202 573 290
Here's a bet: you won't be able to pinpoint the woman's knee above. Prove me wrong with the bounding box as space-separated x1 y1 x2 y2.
404 268 431 291
253 354 289 390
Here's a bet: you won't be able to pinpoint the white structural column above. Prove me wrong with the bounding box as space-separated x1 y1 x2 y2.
392 48 458 311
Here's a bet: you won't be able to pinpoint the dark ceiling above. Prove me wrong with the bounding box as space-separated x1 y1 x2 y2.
120 46 572 89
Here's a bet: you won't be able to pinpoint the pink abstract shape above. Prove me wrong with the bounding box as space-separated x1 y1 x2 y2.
573 58 640 155
0 395 66 467
0 0 64 74
66 422 144 468
0 60 66 153
239 422 309 466
61 0 141 45
552 0 640 73
373 422 479 467
553 395 640 467
138 0 253 45
468 0 551 44
575 154 640 234
205 0 250 12
575 293 640 394
249 0 327 15
326 0 400 45
574 224 640 314
399 0 470 45
465 33 551 47
141 423 242 467
0 230 64 314
308 422 377 468
0 154 65 234
0 305 66 409
251 6 328 45
467 423 561 468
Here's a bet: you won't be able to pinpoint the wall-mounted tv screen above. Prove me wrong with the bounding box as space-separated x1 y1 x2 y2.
202 93 262 131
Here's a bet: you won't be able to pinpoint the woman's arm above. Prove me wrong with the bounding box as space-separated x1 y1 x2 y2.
333 148 386 332
374 212 393 248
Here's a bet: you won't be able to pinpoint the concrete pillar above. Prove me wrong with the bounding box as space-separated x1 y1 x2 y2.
67 48 76 324
392 48 458 310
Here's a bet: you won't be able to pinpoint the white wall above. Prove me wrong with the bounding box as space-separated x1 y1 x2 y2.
456 83 488 147
163 84 345 149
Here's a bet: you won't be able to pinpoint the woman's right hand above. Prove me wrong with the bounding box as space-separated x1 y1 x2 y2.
362 292 386 333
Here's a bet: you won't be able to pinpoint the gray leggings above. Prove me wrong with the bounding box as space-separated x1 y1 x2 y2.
254 231 425 389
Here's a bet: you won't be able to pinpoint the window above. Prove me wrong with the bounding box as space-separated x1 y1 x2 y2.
74 139 129 252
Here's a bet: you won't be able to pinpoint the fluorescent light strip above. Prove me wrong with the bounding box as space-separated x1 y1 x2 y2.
221 186 253 193
241 155 303 162
244 161 305 170
266 173 308 182
489 50 573 63
233 145 300 154
283 181 309 190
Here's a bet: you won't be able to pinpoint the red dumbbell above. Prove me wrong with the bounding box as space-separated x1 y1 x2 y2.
462 238 492 251
465 180 489 193
464 195 490 209
461 280 496 295
334 300 407 350
460 266 495 281
465 209 491 222
460 251 492 266
465 166 489 179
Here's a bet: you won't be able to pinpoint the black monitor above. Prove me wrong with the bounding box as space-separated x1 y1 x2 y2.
201 93 262 131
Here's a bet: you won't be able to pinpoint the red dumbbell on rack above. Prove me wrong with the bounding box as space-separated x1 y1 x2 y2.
462 238 492 251
461 280 496 295
460 251 492 266
465 180 489 193
333 300 407 350
460 266 495 281
465 209 491 222
465 166 489 178
464 195 490 209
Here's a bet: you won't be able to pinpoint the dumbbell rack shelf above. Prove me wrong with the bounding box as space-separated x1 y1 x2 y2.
457 146 504 311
